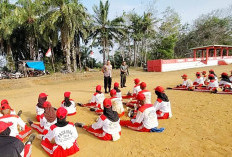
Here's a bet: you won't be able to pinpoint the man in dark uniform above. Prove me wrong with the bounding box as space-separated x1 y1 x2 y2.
120 61 129 88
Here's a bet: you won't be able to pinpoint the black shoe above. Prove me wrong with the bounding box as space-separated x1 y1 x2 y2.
27 119 33 126
74 122 85 128
77 103 83 107
25 134 36 145
123 85 127 87
121 86 123 88
90 108 97 111
17 110 22 117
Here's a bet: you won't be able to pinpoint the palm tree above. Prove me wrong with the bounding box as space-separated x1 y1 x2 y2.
39 0 88 72
91 0 125 64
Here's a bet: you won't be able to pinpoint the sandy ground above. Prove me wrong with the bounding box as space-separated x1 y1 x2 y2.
0 65 232 157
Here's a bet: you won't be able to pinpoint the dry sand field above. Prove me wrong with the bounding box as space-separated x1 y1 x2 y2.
0 65 232 157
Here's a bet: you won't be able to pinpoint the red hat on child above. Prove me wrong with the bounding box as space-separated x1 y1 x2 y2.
0 122 13 133
114 82 119 88
1 104 11 110
181 74 187 78
103 98 112 108
39 93 48 98
196 72 201 75
43 101 52 108
1 99 8 106
64 92 71 98
110 89 117 96
134 78 140 84
202 71 206 74
96 85 101 91
154 86 164 93
209 69 214 72
208 74 215 78
140 82 147 88
56 107 67 119
136 93 145 101
221 72 228 76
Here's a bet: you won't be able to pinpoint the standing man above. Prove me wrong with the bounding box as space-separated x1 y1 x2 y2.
120 61 129 88
102 60 112 93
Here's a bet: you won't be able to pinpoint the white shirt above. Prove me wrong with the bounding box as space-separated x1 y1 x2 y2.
36 106 45 116
138 90 151 104
207 80 219 89
44 123 78 150
90 93 105 109
229 76 232 82
193 77 204 85
182 79 193 88
219 80 232 87
0 115 25 137
131 104 158 129
116 92 122 99
40 114 57 130
111 97 124 114
154 100 172 118
92 115 121 136
133 85 141 95
61 100 76 115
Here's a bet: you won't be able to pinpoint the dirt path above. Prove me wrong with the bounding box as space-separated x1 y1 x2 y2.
0 65 232 157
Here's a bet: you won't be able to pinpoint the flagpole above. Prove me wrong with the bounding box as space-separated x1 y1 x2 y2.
51 47 55 72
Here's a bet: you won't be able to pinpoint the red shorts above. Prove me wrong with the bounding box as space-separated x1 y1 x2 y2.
120 120 150 132
31 123 48 135
41 139 79 157
16 125 32 141
83 126 121 141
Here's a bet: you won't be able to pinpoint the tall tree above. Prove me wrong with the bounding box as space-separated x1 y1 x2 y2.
91 0 124 64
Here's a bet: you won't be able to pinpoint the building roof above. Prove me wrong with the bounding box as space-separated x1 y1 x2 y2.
191 45 232 50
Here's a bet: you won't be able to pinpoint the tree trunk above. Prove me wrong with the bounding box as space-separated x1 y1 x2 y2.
103 39 106 64
0 38 4 55
128 36 131 66
71 41 77 72
6 40 14 71
75 33 81 70
29 36 36 60
134 40 137 67
64 43 72 73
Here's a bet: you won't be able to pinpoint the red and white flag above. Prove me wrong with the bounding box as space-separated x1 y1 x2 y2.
89 51 94 58
45 48 52 57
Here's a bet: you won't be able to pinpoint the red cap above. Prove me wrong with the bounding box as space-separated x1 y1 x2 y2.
134 78 140 84
181 74 187 78
103 98 112 108
196 72 201 75
1 104 11 110
114 82 119 88
202 71 206 74
209 69 214 72
96 85 101 91
221 72 228 76
140 82 147 88
39 93 48 98
110 89 117 96
154 86 164 93
0 122 13 133
56 107 67 119
208 74 215 78
136 93 145 101
43 101 52 108
64 92 71 98
1 99 8 106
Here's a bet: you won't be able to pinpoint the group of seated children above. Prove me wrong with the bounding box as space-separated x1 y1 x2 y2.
177 69 232 92
0 78 173 157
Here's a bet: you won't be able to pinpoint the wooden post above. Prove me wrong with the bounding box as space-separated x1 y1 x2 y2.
220 48 223 58
201 50 204 58
214 48 217 57
206 48 209 63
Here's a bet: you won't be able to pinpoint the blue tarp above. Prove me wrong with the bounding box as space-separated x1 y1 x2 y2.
26 61 45 71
